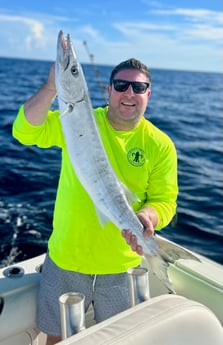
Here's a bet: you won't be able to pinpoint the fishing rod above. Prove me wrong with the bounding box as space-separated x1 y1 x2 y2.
83 41 107 103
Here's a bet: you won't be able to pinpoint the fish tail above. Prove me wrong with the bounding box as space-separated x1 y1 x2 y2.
143 235 201 293
144 253 176 294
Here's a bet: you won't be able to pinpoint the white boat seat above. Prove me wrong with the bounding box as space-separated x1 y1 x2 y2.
58 294 223 345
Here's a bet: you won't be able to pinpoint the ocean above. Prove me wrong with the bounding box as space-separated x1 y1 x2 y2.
0 57 222 267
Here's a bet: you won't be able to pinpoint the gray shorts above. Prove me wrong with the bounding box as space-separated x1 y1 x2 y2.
37 254 130 336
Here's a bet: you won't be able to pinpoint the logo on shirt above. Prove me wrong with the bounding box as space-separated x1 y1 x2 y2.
127 148 145 167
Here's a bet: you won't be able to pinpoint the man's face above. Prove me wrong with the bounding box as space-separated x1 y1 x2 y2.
107 69 151 130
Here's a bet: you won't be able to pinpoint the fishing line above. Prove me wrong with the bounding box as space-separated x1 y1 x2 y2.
83 41 107 103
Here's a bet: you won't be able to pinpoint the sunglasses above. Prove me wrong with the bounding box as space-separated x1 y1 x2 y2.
112 79 150 94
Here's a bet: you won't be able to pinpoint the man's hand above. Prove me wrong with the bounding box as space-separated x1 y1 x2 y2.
24 63 57 126
122 229 144 255
45 63 57 94
121 208 155 255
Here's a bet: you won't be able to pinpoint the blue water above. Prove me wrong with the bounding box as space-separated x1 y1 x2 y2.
0 57 222 267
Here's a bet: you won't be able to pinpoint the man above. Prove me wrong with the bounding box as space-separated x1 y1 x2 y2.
13 58 178 344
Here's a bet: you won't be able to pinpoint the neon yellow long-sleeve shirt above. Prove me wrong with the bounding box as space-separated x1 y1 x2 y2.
12 105 178 274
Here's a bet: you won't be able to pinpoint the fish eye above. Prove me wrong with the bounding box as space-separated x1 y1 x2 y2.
71 65 78 76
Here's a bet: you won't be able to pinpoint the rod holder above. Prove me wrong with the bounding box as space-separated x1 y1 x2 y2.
127 267 150 307
59 292 86 339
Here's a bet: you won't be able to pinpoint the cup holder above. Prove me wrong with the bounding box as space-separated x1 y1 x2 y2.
3 266 25 278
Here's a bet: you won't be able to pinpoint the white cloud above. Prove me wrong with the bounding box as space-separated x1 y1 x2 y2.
0 14 45 49
150 8 223 42
0 15 45 53
106 5 222 71
185 24 222 41
113 22 176 35
79 25 100 39
172 8 222 24
0 5 221 72
113 7 223 44
0 12 71 57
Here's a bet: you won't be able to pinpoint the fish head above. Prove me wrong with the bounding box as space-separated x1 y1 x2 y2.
56 30 85 105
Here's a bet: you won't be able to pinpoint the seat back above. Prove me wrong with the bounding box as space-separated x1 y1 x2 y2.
58 294 223 345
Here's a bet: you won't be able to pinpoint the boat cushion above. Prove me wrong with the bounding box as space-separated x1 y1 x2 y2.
58 294 223 345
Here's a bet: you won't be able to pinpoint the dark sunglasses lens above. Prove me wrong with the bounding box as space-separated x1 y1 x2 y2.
113 80 129 92
132 82 149 94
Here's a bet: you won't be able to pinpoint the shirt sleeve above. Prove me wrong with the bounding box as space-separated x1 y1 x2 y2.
12 105 65 148
144 137 178 230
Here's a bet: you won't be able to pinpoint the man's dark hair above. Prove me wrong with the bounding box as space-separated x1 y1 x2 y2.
109 58 151 85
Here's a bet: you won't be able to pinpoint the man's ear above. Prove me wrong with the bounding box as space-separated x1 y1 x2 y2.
107 85 112 95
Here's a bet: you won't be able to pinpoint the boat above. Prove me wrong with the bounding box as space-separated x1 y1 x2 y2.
0 237 223 345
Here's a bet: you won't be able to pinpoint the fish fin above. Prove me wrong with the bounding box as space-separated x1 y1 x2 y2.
121 183 140 206
144 253 176 294
95 207 110 228
155 235 201 263
59 104 73 119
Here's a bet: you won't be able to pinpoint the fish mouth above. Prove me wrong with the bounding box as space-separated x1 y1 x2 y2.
57 30 85 105
64 55 70 71
57 31 78 74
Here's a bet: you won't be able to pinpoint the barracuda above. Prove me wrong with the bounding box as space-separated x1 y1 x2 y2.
55 30 200 294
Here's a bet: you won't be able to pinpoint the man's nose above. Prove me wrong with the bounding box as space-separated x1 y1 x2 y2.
125 85 134 94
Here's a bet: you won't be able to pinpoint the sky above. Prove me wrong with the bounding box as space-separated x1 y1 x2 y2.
0 0 222 72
